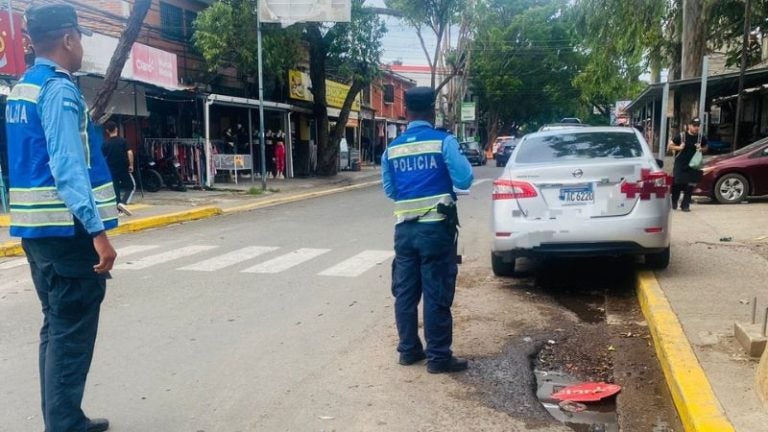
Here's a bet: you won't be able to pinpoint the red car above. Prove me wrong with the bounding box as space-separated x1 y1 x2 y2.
694 137 768 204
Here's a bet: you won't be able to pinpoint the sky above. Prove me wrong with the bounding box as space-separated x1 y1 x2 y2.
365 0 435 66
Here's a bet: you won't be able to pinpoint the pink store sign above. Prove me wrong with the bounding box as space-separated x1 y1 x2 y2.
131 43 178 88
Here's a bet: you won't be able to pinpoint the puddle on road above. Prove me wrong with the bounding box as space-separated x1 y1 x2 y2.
548 291 605 324
534 369 619 432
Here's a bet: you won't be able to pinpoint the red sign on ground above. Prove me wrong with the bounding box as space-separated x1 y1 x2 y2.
130 43 178 88
0 11 28 78
551 382 622 402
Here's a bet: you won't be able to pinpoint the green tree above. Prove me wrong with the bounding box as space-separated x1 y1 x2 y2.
385 0 467 90
193 0 302 98
304 0 386 176
571 0 669 118
471 0 584 144
708 0 768 68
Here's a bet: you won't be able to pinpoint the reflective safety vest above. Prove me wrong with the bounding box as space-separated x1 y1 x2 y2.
6 64 118 238
387 124 455 223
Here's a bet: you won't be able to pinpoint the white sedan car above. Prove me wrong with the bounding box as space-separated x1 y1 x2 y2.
491 127 672 276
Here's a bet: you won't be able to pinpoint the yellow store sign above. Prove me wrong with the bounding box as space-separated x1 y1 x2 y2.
289 70 360 111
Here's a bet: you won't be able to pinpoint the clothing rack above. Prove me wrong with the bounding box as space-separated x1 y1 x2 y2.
143 138 205 187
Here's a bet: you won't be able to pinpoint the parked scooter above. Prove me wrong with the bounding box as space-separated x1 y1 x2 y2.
137 155 186 192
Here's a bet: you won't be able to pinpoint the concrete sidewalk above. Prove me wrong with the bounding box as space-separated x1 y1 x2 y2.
650 199 768 431
1 166 382 255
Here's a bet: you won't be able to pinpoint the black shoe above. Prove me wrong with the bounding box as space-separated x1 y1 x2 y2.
87 418 109 432
427 356 469 374
672 202 678 210
681 207 691 212
399 351 427 365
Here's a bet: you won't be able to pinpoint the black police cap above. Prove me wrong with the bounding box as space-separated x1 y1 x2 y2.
690 117 701 126
405 87 436 112
25 4 92 41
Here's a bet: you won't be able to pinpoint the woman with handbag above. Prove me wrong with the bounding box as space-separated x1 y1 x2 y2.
668 117 708 212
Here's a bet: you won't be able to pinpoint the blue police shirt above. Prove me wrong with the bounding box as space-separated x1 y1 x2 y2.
381 121 474 199
36 57 105 234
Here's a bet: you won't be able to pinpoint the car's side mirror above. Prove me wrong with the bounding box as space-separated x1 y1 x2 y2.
655 158 664 168
762 148 768 156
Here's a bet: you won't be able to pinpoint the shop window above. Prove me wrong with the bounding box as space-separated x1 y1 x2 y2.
184 10 198 42
383 84 395 104
160 2 184 41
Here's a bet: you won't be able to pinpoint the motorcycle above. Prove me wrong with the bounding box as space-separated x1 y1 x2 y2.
137 155 186 192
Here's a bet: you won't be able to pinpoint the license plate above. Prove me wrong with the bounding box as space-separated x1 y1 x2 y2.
559 184 594 204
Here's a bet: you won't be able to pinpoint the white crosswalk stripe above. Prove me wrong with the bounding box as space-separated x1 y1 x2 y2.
178 246 279 272
114 245 218 270
318 250 394 277
0 257 28 270
241 248 331 274
117 245 162 257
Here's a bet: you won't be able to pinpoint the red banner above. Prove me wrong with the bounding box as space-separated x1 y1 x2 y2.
0 11 28 78
130 43 178 89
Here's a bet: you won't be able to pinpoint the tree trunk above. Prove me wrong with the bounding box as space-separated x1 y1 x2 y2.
90 0 151 124
681 0 704 79
325 79 365 175
306 26 331 176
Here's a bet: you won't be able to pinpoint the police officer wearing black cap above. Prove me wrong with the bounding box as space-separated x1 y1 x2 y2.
6 4 116 432
668 117 708 212
381 87 473 373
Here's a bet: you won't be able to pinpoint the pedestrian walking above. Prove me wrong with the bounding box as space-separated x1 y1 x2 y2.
5 4 117 431
381 87 474 374
275 139 286 179
102 121 134 216
668 117 708 212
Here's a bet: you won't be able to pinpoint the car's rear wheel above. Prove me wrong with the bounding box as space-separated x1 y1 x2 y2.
492 253 516 276
714 173 748 204
645 247 670 270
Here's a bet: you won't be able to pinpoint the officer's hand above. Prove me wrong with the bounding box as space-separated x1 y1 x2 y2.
93 232 117 274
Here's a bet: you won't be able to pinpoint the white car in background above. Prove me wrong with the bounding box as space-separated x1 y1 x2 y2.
491 127 672 276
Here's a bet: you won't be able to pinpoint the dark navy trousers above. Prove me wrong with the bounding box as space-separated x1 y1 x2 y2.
22 225 106 432
392 220 458 365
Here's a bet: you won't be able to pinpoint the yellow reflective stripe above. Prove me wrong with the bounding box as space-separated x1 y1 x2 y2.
10 208 72 225
393 194 454 221
387 140 442 159
8 83 41 103
9 186 57 191
9 188 64 204
94 182 116 202
99 205 118 221
395 193 452 205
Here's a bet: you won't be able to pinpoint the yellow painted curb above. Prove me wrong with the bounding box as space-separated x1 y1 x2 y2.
1 241 23 257
111 206 222 235
0 214 9 228
637 271 735 432
222 180 382 215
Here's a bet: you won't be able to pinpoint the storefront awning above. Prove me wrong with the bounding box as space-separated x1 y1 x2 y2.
627 66 768 112
205 93 294 111
78 75 149 117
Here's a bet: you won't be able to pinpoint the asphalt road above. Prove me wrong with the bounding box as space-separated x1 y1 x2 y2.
0 164 678 432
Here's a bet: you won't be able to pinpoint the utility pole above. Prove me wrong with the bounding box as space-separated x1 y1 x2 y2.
733 0 752 152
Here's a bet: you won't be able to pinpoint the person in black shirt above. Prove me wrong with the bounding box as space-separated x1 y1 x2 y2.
668 117 708 212
102 121 134 216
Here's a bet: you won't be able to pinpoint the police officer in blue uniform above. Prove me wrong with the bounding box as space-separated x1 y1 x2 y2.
5 4 117 431
381 87 474 374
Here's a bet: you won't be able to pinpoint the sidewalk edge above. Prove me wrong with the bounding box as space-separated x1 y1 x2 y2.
111 206 223 235
637 270 736 432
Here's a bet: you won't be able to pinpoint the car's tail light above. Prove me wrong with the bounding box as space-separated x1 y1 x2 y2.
620 169 672 200
493 180 537 200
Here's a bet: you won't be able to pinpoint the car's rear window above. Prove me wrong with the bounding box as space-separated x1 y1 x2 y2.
515 132 644 163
